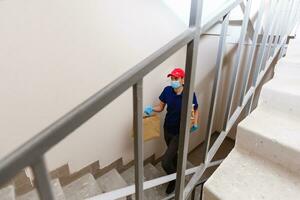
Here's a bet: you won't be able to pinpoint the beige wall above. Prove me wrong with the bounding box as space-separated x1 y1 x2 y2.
0 0 261 174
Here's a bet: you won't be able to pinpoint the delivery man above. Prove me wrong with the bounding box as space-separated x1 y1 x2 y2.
144 68 199 194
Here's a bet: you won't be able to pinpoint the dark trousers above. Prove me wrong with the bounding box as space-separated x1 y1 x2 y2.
161 128 179 175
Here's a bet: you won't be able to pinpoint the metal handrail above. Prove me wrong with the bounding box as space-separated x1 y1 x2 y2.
0 0 242 186
0 0 299 199
87 160 222 200
184 0 300 198
0 27 194 184
0 0 245 182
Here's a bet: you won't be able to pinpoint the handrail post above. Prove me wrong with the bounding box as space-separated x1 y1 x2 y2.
239 0 265 106
133 80 144 200
175 0 203 199
248 0 279 114
265 0 287 62
277 0 294 47
203 13 230 164
222 0 252 130
31 157 55 200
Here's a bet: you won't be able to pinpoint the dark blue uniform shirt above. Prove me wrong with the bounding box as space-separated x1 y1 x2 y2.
159 86 198 135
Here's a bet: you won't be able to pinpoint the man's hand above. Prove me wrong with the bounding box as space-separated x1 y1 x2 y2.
144 105 153 116
190 124 199 133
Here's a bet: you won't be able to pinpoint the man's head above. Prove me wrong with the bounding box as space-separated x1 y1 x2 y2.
167 68 185 89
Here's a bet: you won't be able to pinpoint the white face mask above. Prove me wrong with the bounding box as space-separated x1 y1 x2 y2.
171 80 181 89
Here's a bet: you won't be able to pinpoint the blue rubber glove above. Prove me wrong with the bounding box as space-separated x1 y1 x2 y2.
190 124 199 133
144 105 153 116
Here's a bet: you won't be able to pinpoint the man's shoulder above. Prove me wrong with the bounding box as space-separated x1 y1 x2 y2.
162 86 173 94
163 85 172 91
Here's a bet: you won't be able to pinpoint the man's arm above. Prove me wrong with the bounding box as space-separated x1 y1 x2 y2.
153 100 165 112
192 109 199 126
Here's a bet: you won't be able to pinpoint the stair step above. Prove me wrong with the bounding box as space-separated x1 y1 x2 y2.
285 42 300 58
155 162 166 176
274 60 300 80
17 179 65 200
121 164 166 200
0 185 15 200
120 160 195 199
144 163 163 180
120 164 163 184
63 173 102 200
144 164 166 199
155 160 194 184
154 162 168 195
258 78 300 115
236 106 300 173
96 169 127 200
185 161 194 181
203 149 300 200
120 165 141 185
204 28 300 200
186 160 194 169
155 160 194 175
286 38 300 47
279 56 300 65
155 160 195 198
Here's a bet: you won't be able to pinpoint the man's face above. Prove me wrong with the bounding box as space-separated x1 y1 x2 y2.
171 76 184 85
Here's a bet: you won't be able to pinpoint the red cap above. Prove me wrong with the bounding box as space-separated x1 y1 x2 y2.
167 68 185 78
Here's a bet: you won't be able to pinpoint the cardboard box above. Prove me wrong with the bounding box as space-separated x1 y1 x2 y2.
132 115 160 141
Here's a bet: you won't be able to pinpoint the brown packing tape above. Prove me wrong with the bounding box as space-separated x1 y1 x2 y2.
131 115 161 141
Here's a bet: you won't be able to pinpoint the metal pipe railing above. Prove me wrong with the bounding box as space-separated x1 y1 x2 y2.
185 0 299 198
239 0 265 106
264 0 285 68
88 160 223 200
0 0 244 185
248 0 298 114
203 13 230 164
133 80 144 200
176 0 203 199
0 27 195 187
31 157 55 200
222 0 252 131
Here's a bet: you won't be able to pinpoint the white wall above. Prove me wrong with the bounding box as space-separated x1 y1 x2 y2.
0 0 261 173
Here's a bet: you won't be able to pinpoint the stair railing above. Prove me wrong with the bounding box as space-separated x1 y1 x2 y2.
0 0 299 200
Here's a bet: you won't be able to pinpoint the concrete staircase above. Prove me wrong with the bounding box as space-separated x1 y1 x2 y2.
63 174 102 200
0 161 195 200
96 169 127 200
121 163 165 200
18 179 65 200
203 32 300 199
0 185 15 200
